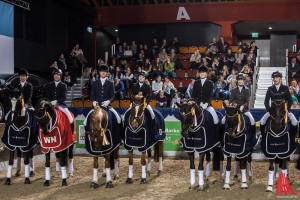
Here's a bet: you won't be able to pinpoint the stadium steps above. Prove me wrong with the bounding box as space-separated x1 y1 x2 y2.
65 77 89 107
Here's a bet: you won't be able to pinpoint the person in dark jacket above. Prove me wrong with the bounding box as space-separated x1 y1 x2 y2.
192 66 219 124
260 71 297 135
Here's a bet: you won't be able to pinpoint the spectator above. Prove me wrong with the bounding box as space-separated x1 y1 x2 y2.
163 76 177 99
144 44 152 59
122 67 134 93
240 64 253 80
235 47 246 63
115 46 124 58
131 41 137 56
160 39 168 52
199 57 210 69
49 60 58 81
169 37 180 54
208 37 218 52
163 56 176 78
144 58 152 74
216 36 230 53
247 49 256 64
151 38 159 58
241 43 249 53
90 68 98 82
246 55 256 72
288 57 299 78
227 69 237 90
211 57 222 75
244 74 252 89
249 41 259 56
213 75 230 100
291 100 300 109
124 45 133 58
156 90 167 108
190 49 201 69
223 48 235 68
113 66 124 80
114 78 126 99
233 58 243 73
152 75 163 98
207 67 217 82
185 79 195 99
63 74 74 87
220 65 230 80
149 58 163 79
159 48 168 64
290 80 299 95
170 92 181 108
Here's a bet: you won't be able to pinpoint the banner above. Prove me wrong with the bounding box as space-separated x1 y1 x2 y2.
0 1 14 75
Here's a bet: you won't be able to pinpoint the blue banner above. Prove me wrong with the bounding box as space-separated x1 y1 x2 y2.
0 1 14 37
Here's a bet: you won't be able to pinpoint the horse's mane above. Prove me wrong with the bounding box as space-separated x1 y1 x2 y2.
90 106 102 130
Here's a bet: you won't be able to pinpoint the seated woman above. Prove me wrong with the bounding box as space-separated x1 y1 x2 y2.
213 75 230 100
170 92 181 108
115 46 124 58
163 56 176 78
163 76 177 99
124 45 133 58
114 78 126 99
240 64 253 80
185 79 195 99
190 49 201 69
122 67 134 94
151 75 163 98
156 90 167 108
226 69 237 91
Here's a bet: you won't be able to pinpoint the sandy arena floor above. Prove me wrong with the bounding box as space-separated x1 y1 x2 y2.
0 156 300 200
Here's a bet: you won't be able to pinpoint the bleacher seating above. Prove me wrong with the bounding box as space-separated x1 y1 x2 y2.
176 69 186 78
172 78 181 88
181 78 191 87
120 99 131 108
187 69 197 77
72 99 83 108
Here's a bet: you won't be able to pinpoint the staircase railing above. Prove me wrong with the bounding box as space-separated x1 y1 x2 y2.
250 49 260 108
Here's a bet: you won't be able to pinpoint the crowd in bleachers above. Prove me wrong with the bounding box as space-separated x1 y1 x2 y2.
287 51 300 109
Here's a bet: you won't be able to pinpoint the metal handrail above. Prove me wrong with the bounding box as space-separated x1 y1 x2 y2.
250 49 259 108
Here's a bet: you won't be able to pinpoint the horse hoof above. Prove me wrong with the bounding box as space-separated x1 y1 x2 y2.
157 170 162 177
62 179 67 186
113 175 119 180
30 171 35 177
4 178 11 185
234 175 238 181
147 171 151 176
15 170 21 177
249 176 253 183
197 185 205 192
241 182 248 189
266 185 273 192
126 178 133 184
223 183 230 190
24 178 31 184
140 178 147 184
90 182 99 189
106 181 114 188
43 180 50 187
102 173 106 177
188 184 197 190
205 177 209 182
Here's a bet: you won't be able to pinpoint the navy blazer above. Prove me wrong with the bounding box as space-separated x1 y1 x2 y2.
90 79 115 103
45 81 67 106
264 84 292 112
192 79 213 106
14 81 33 106
229 86 250 111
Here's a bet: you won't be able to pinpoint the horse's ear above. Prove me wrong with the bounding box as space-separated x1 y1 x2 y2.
223 100 229 109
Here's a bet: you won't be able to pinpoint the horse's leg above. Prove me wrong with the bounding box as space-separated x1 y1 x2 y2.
223 156 232 190
102 158 106 177
274 158 280 179
113 147 120 180
90 157 99 189
5 150 15 185
126 150 134 184
281 158 288 177
43 152 51 186
55 152 61 175
240 158 248 189
59 149 68 186
29 148 35 177
234 157 240 181
158 141 163 176
15 148 21 177
104 154 114 188
198 153 206 192
205 151 210 181
23 151 31 184
247 153 253 181
187 152 196 190
146 148 152 175
266 159 275 192
68 144 74 177
140 151 147 184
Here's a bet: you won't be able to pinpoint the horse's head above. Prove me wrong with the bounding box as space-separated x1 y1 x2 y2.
130 95 146 130
177 99 203 137
8 88 23 113
34 100 54 135
223 100 241 138
269 99 286 133
86 106 108 151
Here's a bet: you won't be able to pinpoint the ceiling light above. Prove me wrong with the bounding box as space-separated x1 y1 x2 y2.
268 27 272 30
115 29 118 32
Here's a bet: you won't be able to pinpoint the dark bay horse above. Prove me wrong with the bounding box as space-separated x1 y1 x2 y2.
176 100 220 191
123 95 165 184
34 100 76 186
84 105 122 189
221 100 257 190
260 100 297 192
1 88 38 185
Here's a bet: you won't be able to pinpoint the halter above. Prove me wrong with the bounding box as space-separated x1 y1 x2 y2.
131 99 146 120
179 105 204 130
225 110 244 134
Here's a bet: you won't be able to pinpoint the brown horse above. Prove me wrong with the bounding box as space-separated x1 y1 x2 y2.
123 95 165 184
85 105 121 189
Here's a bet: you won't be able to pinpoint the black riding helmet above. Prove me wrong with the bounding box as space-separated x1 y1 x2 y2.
271 71 282 78
198 66 208 73
237 73 245 80
18 68 28 76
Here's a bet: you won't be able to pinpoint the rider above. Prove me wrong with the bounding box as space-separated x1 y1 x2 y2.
260 71 297 135
90 65 121 123
191 66 219 124
229 73 255 126
131 71 156 125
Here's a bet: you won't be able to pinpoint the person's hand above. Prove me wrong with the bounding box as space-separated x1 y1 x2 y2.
50 100 57 106
202 103 208 110
92 101 98 107
101 100 110 107
240 105 244 112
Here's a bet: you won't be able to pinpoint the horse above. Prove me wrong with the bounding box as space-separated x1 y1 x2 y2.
221 100 257 190
34 100 76 186
1 88 38 185
84 104 122 189
176 100 220 191
123 95 165 184
260 99 297 192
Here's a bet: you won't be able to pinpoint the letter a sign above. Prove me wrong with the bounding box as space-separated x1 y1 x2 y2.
176 7 191 21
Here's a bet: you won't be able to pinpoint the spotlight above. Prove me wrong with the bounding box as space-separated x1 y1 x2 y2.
115 29 118 32
268 27 272 30
87 26 93 33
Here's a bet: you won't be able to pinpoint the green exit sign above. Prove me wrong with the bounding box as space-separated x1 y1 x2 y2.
252 32 259 38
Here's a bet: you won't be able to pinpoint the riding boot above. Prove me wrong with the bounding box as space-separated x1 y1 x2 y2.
260 124 266 136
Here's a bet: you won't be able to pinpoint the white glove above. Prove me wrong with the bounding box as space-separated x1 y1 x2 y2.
202 103 208 110
28 107 35 111
240 105 244 112
101 100 110 107
92 101 98 107
50 100 57 106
